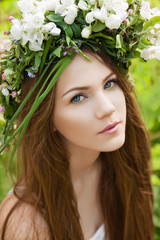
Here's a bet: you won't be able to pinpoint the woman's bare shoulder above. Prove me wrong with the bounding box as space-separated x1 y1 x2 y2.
0 194 51 240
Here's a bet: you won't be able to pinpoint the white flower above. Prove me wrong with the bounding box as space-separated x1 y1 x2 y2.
151 7 160 17
78 0 88 11
86 11 95 23
43 22 56 32
147 35 156 44
155 34 160 46
42 22 61 35
105 14 122 29
111 0 128 14
140 1 152 19
27 31 44 45
29 41 42 51
3 40 12 51
90 0 96 4
36 1 47 14
23 11 45 29
63 5 78 24
117 11 128 21
103 0 113 11
61 0 74 5
81 26 91 38
17 0 34 14
21 32 28 45
55 0 78 24
10 19 22 40
154 24 160 30
44 0 60 11
1 88 9 96
32 11 45 28
93 6 108 22
50 27 61 36
141 46 160 60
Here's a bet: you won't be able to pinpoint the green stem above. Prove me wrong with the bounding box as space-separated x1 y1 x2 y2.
0 55 74 154
4 58 54 142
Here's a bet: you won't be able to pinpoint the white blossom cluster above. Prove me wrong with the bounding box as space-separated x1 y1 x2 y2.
6 0 160 58
140 1 160 60
10 0 63 51
79 0 129 38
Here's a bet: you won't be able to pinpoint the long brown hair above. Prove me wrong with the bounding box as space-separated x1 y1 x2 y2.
1 46 154 240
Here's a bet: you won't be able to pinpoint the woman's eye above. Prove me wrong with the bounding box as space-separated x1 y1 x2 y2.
70 94 86 103
104 80 117 89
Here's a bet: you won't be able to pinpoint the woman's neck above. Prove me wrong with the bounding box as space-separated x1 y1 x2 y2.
71 155 104 239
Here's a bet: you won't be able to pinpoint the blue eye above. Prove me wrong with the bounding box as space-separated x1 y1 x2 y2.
71 94 86 103
104 80 116 89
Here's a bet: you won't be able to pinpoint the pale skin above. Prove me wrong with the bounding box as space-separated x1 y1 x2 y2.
0 52 126 240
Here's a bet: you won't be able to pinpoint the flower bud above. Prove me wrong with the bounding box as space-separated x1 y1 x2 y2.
5 146 10 152
0 47 4 54
128 9 133 14
2 73 6 80
11 91 17 97
81 27 91 38
4 31 8 35
63 51 68 56
9 16 14 22
0 105 5 113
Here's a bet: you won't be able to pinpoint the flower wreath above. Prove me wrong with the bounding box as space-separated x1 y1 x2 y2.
0 0 160 159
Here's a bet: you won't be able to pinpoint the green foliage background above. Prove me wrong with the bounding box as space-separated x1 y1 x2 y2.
0 0 160 239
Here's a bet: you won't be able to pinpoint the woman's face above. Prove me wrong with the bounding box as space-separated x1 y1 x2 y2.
53 52 126 153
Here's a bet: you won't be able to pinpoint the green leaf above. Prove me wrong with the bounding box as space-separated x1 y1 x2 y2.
65 26 73 39
101 43 116 57
84 42 100 52
46 14 63 22
4 68 14 84
0 56 74 158
35 52 43 68
92 21 106 32
5 95 9 106
3 59 54 144
56 21 68 30
116 34 122 48
70 39 91 61
15 45 20 58
39 36 53 73
91 33 115 43
143 16 160 31
137 36 151 49
134 22 143 32
66 35 71 45
53 45 62 58
75 16 87 25
133 50 141 58
0 59 6 63
71 23 81 38
127 15 139 27
4 104 15 118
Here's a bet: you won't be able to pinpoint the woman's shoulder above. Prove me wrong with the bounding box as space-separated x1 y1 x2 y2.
0 193 51 240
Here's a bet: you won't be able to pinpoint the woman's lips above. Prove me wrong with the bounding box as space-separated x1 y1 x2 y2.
98 121 120 134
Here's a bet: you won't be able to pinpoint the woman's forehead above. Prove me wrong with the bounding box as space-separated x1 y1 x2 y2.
56 53 113 94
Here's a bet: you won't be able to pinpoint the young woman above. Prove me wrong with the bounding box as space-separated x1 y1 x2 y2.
0 46 153 240
0 0 159 239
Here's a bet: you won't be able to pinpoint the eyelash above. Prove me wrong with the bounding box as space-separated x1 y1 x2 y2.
70 78 118 103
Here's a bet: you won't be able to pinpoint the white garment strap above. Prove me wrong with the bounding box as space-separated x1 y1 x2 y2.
89 224 105 240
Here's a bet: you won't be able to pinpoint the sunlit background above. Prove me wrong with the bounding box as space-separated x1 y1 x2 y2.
0 0 160 239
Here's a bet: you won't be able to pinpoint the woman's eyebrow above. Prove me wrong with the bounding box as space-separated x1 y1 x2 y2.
62 72 115 97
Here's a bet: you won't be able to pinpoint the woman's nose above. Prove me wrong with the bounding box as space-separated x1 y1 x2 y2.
95 93 116 119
